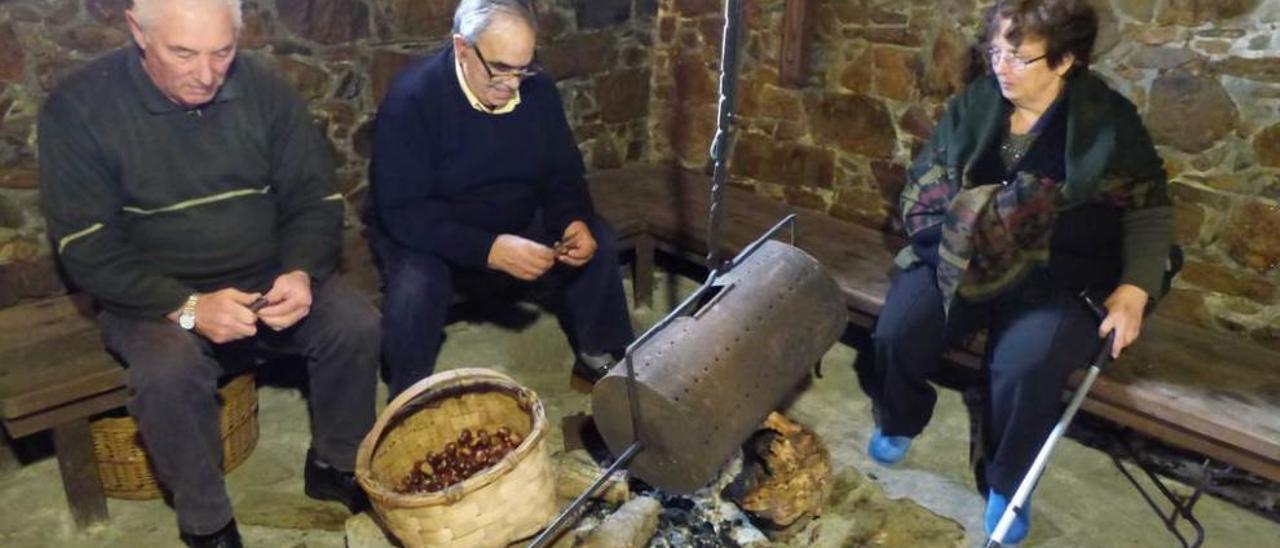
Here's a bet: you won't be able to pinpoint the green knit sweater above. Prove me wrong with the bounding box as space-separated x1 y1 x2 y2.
898 71 1173 301
39 47 342 319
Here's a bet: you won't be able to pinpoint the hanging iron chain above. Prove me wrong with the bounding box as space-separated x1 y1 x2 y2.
706 0 744 274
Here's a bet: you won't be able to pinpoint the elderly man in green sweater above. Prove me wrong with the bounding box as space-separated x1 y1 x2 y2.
38 1 378 546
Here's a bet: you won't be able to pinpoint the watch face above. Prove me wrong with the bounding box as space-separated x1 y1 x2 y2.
180 314 195 330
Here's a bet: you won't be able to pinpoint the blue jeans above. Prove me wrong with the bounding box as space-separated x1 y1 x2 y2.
369 215 636 397
867 265 1100 495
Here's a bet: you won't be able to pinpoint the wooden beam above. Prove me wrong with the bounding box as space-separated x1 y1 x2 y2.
779 0 816 87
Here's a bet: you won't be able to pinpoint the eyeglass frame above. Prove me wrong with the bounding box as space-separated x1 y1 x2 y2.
470 43 542 81
986 46 1049 71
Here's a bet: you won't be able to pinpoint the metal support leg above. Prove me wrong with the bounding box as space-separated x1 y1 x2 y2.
1110 431 1208 548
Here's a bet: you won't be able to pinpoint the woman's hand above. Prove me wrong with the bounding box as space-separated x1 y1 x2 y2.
1098 284 1149 359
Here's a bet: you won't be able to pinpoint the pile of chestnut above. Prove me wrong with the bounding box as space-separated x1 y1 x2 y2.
398 426 525 493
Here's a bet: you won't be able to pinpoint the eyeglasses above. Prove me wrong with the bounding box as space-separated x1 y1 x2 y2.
471 44 542 81
987 47 1048 71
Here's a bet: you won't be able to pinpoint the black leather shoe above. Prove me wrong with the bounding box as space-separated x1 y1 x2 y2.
180 519 243 548
572 351 620 383
304 449 370 513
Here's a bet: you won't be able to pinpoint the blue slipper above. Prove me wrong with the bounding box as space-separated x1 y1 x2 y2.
985 488 1031 545
867 426 913 466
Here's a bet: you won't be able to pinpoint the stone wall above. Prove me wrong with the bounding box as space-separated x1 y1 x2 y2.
647 0 1280 349
0 0 655 308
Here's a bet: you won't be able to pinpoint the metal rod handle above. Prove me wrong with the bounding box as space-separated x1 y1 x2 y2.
527 442 643 548
987 329 1116 547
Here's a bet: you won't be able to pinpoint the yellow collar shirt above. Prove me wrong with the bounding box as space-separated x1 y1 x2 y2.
455 53 521 115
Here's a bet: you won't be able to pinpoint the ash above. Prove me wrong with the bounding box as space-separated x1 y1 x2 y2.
636 451 770 547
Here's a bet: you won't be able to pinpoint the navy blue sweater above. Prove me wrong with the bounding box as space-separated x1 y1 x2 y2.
367 46 594 268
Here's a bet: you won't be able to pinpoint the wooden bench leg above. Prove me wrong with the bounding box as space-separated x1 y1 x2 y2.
53 418 109 529
633 234 655 310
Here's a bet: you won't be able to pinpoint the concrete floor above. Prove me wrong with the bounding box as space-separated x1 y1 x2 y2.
1 270 1277 547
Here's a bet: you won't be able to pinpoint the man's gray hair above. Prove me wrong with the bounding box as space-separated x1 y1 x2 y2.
452 0 538 44
131 0 244 31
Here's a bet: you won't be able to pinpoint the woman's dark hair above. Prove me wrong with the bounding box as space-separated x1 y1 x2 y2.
986 0 1098 69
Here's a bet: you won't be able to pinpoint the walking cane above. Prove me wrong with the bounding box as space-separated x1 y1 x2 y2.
985 294 1116 547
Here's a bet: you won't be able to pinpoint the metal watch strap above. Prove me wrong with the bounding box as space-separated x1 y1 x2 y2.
179 294 199 330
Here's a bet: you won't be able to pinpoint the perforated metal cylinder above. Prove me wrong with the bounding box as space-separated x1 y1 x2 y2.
591 240 845 494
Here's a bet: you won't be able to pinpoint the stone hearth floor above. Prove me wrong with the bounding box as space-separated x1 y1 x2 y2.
1 271 1276 547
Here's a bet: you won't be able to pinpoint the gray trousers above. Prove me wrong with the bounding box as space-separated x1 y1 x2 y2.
97 276 380 535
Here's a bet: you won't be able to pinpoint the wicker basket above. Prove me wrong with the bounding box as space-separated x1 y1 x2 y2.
356 368 557 548
89 374 259 500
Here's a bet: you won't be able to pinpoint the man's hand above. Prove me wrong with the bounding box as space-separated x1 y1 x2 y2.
256 270 313 331
1098 284 1149 359
168 288 261 344
556 220 597 267
488 234 555 281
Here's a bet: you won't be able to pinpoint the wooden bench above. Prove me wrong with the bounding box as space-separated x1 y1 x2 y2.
586 163 1280 487
0 294 125 528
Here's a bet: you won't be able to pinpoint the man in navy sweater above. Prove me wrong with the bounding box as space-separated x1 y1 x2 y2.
367 0 635 396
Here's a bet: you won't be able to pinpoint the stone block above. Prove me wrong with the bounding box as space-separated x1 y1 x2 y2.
739 79 803 121
839 49 874 94
920 24 971 99
240 2 276 50
898 104 937 141
369 49 421 104
61 24 130 54
870 160 907 204
0 164 36 190
378 0 456 38
574 0 632 30
1249 124 1280 166
1224 200 1280 273
845 26 922 48
589 138 624 170
1153 287 1214 327
271 55 330 101
276 0 370 45
85 0 131 23
0 257 65 303
1146 71 1237 154
805 92 896 159
597 69 650 124
1116 0 1157 22
0 24 25 84
1126 46 1206 71
673 0 721 16
1181 259 1275 303
670 54 716 106
783 187 828 212
1212 56 1280 83
1173 201 1204 246
1157 0 1261 26
872 46 917 102
732 133 835 189
541 32 617 80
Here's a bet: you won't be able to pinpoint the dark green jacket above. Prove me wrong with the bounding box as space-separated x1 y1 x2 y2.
899 71 1173 300
39 47 342 319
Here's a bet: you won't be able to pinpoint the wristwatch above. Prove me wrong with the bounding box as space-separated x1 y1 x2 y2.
178 294 199 330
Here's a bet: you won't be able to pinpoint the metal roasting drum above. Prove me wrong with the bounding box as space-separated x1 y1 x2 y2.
590 239 846 494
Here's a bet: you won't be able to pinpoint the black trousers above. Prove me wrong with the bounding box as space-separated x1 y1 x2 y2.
97 276 380 535
865 264 1099 496
370 215 636 397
